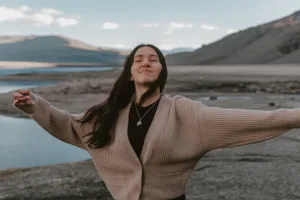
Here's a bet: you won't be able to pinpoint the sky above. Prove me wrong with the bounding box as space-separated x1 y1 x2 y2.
0 0 300 50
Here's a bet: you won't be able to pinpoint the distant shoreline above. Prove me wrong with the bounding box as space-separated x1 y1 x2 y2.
0 61 119 69
2 65 300 119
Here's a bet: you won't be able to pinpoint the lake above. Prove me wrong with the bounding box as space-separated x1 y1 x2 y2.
0 66 114 76
0 66 113 170
0 115 91 170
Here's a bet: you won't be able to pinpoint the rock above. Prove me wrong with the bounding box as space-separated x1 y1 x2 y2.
0 159 114 200
265 87 275 93
209 96 217 100
268 102 276 107
246 84 260 92
87 78 102 89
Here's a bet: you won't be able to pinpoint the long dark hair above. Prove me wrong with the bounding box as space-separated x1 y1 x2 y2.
79 44 168 149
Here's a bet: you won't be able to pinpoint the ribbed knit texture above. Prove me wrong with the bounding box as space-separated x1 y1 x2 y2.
14 92 300 200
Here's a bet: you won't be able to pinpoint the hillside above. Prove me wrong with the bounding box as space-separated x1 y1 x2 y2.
165 10 300 65
162 47 195 55
0 35 125 66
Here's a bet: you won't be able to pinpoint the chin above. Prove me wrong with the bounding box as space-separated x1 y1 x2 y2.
138 79 155 86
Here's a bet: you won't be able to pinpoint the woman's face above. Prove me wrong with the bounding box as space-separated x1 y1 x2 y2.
130 46 162 87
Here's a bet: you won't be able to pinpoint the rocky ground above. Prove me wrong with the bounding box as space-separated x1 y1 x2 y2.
2 65 300 199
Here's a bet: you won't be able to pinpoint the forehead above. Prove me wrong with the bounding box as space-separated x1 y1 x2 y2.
134 46 158 57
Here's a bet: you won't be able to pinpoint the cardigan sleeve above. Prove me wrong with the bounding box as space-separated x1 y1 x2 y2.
175 96 300 151
13 91 87 150
197 100 300 151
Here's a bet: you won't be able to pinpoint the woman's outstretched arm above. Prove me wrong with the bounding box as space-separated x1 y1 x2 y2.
198 101 300 151
176 96 300 151
13 90 87 150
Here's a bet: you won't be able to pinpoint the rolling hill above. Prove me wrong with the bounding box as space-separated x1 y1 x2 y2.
165 10 300 65
0 35 125 66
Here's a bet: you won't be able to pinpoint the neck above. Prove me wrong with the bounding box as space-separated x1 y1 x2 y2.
135 86 161 107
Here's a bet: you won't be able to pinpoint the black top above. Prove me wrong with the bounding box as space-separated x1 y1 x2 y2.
128 98 160 158
127 97 186 200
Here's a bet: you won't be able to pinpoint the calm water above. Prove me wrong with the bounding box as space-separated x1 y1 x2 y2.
1 79 90 170
0 66 114 76
0 115 91 170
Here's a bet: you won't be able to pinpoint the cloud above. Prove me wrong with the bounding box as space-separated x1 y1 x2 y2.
101 22 119 29
0 6 26 22
170 22 193 29
226 28 238 34
40 8 63 15
56 17 78 27
200 24 219 31
0 6 79 28
140 23 159 28
103 44 127 49
163 22 193 35
32 13 55 26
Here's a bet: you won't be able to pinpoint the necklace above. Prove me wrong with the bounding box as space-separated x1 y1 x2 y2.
134 99 159 126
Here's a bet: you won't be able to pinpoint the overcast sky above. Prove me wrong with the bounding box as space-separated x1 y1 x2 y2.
1 0 299 50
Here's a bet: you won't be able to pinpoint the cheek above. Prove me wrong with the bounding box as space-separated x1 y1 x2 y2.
153 64 163 76
130 66 139 80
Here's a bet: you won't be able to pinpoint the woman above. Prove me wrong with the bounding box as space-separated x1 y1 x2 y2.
12 44 300 200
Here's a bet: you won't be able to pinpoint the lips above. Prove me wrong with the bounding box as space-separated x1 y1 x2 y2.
141 70 152 73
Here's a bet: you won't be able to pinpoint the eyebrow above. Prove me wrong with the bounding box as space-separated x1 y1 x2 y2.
134 54 158 58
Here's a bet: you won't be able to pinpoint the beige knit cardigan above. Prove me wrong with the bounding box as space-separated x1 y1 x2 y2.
14 92 300 200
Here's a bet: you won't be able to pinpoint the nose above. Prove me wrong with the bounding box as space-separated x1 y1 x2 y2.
141 59 150 67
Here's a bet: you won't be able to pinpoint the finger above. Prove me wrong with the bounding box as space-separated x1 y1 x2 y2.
17 96 30 101
12 92 22 98
15 93 31 100
13 93 26 99
14 99 25 105
19 89 30 95
14 95 28 101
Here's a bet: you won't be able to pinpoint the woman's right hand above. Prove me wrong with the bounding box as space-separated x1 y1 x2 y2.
12 89 34 106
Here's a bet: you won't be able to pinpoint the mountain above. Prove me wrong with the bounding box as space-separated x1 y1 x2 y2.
165 10 300 65
162 47 196 55
0 35 125 66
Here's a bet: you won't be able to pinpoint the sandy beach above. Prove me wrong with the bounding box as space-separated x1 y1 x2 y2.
2 65 300 199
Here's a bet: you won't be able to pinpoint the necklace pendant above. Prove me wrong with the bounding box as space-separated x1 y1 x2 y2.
137 120 142 126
